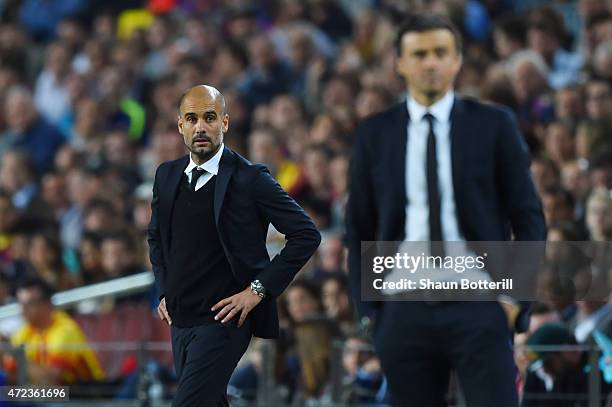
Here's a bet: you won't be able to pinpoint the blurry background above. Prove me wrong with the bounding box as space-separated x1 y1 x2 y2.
0 0 609 405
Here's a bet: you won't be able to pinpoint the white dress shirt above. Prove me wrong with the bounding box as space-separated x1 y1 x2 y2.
184 143 224 191
405 91 464 243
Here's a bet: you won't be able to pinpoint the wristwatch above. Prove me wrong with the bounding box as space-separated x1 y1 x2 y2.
250 280 266 298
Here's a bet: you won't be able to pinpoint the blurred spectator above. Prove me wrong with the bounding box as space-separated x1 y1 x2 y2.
97 67 146 142
507 50 555 136
301 145 333 204
138 125 186 182
329 154 348 228
18 0 86 42
588 148 612 189
0 87 65 175
238 34 293 107
292 317 342 402
575 119 612 162
341 331 386 404
308 0 352 42
355 87 394 120
132 183 153 234
493 13 527 60
561 161 591 206
282 278 324 326
0 150 53 224
60 168 100 250
321 272 353 334
585 77 612 122
69 97 105 153
529 302 562 334
83 198 122 236
541 186 576 229
77 232 105 285
593 39 612 79
101 130 142 192
585 187 612 241
545 120 576 168
311 234 345 280
28 230 79 291
531 156 561 199
522 323 612 407
572 297 612 343
248 127 307 198
0 190 17 263
34 41 73 126
100 230 144 279
9 278 104 384
41 172 71 221
528 6 583 89
554 85 584 122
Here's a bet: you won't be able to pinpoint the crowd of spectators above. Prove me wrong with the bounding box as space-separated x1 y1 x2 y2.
0 0 610 404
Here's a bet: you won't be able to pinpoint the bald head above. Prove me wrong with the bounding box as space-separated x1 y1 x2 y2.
178 85 226 115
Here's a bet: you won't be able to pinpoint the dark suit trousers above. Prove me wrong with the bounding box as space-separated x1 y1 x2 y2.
374 301 518 407
171 317 252 407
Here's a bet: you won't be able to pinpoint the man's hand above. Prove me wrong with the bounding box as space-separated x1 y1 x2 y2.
498 298 520 331
212 287 263 327
157 297 172 325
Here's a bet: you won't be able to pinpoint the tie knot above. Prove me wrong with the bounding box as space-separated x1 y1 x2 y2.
189 167 207 190
423 112 435 124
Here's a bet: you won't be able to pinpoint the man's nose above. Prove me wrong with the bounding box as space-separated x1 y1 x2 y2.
194 118 206 132
423 53 440 70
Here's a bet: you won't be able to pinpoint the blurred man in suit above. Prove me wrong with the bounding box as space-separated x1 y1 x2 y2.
346 14 546 407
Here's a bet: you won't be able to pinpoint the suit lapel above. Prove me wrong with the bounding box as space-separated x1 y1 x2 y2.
214 147 235 225
392 102 409 207
387 102 409 239
161 155 189 218
449 97 468 231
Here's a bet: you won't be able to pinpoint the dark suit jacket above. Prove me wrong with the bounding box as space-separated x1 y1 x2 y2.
148 147 321 338
346 97 546 329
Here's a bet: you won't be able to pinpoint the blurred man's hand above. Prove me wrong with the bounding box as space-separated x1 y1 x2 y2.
499 298 520 331
157 297 171 325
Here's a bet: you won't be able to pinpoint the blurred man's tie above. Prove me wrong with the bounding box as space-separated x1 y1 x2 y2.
424 113 444 258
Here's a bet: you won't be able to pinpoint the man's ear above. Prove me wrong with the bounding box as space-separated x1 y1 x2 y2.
395 56 404 75
177 116 183 135
454 53 464 76
222 113 229 133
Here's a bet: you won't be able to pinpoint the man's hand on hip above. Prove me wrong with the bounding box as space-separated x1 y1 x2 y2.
212 287 263 327
157 297 172 325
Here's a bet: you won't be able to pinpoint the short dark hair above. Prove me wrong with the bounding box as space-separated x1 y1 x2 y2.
589 148 612 170
321 272 349 293
542 186 575 210
101 229 138 252
287 278 321 302
18 277 55 301
395 14 463 56
494 13 527 46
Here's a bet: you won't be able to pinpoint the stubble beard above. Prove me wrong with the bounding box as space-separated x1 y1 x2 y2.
189 141 221 163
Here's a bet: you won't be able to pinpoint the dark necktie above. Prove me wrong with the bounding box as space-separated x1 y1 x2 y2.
190 167 206 191
424 113 444 257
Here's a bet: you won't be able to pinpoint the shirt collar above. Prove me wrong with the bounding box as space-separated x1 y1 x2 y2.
406 90 455 124
184 143 224 176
